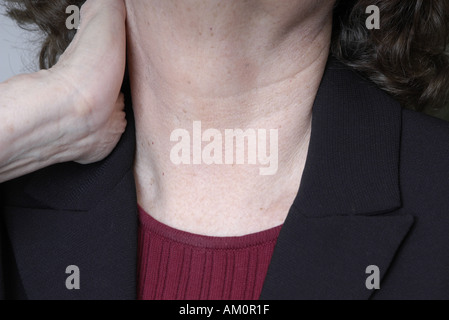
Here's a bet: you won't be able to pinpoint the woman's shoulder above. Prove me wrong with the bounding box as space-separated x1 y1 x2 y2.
400 108 449 211
401 109 449 164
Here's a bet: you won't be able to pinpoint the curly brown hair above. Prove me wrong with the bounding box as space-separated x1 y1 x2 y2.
3 0 449 118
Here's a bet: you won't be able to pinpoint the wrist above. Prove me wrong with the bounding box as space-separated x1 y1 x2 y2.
0 70 81 178
33 68 92 164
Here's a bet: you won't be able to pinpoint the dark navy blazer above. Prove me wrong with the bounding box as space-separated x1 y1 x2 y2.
1 56 449 300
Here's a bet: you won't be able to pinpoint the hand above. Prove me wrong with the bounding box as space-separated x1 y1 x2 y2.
0 0 127 182
50 0 127 164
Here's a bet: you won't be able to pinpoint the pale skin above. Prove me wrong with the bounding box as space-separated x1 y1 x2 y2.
0 0 335 237
127 0 335 236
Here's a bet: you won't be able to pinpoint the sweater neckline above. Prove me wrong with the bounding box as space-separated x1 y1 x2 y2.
138 205 283 250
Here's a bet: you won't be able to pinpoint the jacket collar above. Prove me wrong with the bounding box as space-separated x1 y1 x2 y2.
294 56 402 218
260 56 414 299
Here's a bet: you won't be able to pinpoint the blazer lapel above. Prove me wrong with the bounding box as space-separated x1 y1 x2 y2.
260 57 415 299
260 209 414 300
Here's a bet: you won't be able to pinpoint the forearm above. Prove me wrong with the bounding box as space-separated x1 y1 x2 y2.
0 70 84 183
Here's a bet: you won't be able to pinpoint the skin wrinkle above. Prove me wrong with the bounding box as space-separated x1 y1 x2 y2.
127 0 335 236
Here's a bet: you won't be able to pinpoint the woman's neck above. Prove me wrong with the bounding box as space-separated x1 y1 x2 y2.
125 0 334 236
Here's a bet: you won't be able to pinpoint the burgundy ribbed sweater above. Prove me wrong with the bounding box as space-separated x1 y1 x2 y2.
137 205 282 300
